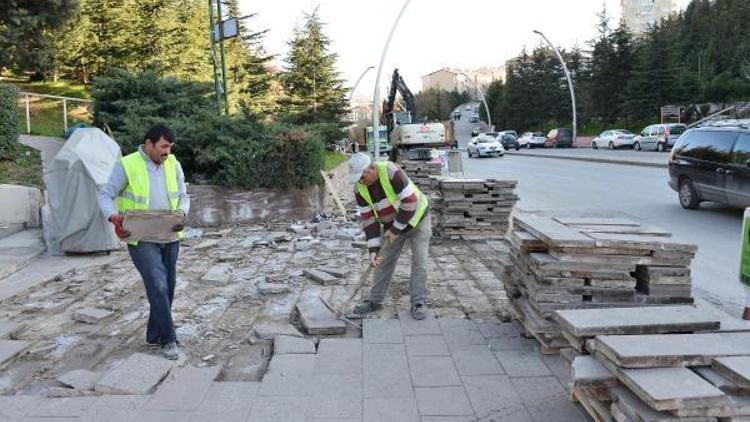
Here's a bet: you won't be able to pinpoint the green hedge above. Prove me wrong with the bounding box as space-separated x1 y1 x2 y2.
0 83 20 160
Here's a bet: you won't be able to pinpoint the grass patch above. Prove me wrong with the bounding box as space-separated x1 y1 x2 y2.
0 145 43 189
323 150 347 171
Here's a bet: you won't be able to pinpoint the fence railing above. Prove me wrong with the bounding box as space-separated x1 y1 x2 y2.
20 91 93 134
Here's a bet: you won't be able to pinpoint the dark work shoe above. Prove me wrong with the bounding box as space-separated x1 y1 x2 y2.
411 303 427 320
161 342 179 360
353 300 383 315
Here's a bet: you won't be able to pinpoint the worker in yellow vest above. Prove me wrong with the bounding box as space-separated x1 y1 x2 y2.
348 153 432 320
98 124 189 360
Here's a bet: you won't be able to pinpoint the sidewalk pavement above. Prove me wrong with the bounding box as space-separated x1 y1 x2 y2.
506 148 668 168
0 313 588 422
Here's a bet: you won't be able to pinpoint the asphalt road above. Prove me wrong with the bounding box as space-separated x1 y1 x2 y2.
462 152 744 315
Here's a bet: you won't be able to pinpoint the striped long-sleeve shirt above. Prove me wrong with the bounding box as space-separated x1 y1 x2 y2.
355 162 422 253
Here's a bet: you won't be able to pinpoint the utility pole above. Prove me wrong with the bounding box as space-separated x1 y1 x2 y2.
216 0 229 115
208 0 230 114
208 0 222 112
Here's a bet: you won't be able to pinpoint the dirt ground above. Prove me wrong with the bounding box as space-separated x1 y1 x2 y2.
0 215 513 396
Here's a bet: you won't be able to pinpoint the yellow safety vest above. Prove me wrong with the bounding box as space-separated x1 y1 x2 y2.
356 161 429 228
116 151 183 243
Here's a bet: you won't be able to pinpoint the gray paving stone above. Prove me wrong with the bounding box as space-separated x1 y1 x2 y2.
398 310 440 336
462 375 526 421
409 356 462 387
474 319 522 339
494 350 552 377
438 319 486 347
57 369 101 390
134 410 194 422
451 345 504 376
26 397 98 417
296 296 346 335
541 354 572 386
304 268 338 285
306 396 363 419
510 376 567 406
257 282 291 295
260 354 316 397
267 354 316 376
317 266 349 278
0 321 24 339
249 396 309 420
525 393 586 422
714 356 750 386
73 307 114 324
404 335 450 357
95 353 174 395
364 319 403 344
187 409 249 422
0 396 41 421
86 395 149 422
22 418 81 422
308 419 362 422
421 417 477 422
274 335 316 354
364 398 419 422
200 263 232 285
194 381 259 414
253 321 303 340
364 343 413 398
488 336 538 352
0 339 31 369
415 387 474 416
571 355 615 386
144 366 220 411
316 338 362 375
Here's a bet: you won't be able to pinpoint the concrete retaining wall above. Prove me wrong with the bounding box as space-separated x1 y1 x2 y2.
0 184 43 228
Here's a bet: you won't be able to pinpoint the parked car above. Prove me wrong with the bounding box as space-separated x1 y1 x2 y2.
498 131 520 150
471 127 481 137
468 133 505 158
545 128 573 148
518 132 547 149
465 104 473 111
469 116 480 123
668 123 750 209
592 129 636 150
634 123 687 152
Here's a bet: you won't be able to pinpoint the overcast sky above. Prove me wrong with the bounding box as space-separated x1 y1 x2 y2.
242 0 690 95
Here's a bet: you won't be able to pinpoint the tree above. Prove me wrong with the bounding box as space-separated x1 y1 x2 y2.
279 8 348 124
0 0 78 76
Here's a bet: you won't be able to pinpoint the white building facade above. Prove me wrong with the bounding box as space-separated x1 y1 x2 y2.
622 0 678 34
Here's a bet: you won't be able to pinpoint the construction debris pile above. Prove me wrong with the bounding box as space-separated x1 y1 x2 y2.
505 212 697 352
558 305 750 422
430 178 518 239
400 160 443 194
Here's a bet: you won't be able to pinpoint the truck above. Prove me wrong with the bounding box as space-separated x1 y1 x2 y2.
384 69 446 161
362 125 391 156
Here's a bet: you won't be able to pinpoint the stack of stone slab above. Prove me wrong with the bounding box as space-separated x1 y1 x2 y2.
400 160 442 193
556 305 750 421
430 177 518 239
505 212 697 353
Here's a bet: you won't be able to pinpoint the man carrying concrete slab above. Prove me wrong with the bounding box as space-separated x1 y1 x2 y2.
348 153 432 320
98 124 189 359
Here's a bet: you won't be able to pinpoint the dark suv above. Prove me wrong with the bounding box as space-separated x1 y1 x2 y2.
545 128 573 148
668 124 750 209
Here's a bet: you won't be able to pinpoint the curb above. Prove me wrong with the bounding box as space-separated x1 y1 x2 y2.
507 151 667 169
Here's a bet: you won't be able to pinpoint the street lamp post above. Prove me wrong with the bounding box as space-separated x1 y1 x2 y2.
459 72 492 132
533 30 577 145
372 0 413 161
350 66 375 99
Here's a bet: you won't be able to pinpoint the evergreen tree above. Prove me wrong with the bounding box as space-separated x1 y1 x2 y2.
280 8 348 124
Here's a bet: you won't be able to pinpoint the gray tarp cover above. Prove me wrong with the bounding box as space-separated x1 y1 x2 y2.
45 128 120 253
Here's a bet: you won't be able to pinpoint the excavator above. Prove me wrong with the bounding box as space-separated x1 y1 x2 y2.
383 69 447 162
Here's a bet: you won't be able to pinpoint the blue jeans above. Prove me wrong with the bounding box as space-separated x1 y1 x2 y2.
128 241 179 345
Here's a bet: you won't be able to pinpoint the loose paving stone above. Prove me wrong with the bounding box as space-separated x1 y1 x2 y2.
404 335 450 357
274 335 316 355
317 266 349 278
409 356 462 387
364 343 413 398
494 349 553 377
451 345 504 376
304 268 338 285
57 369 101 390
296 296 346 335
571 355 616 386
144 366 220 411
713 356 750 387
73 307 113 324
398 310 440 336
0 321 24 339
249 396 309 420
555 306 720 337
0 339 31 369
252 321 303 340
619 366 726 411
364 397 419 422
25 397 98 418
462 375 528 421
95 353 174 395
256 282 291 295
415 386 474 416
200 263 232 285
364 319 403 344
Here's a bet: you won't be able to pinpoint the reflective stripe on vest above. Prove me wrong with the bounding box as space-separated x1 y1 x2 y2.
116 151 183 242
356 161 428 228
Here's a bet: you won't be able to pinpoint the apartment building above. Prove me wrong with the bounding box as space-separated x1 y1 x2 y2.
622 0 678 34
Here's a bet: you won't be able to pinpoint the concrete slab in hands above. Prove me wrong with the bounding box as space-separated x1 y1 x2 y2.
95 353 174 395
274 335 316 355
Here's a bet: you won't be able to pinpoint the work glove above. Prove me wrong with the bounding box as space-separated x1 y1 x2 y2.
108 214 130 240
172 212 185 232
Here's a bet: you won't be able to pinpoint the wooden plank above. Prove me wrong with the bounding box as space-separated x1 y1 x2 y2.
596 333 750 368
554 306 720 337
513 214 597 247
320 170 347 217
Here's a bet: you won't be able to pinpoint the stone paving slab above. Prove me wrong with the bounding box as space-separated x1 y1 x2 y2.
438 319 486 347
409 356 462 387
25 396 99 418
494 349 553 377
296 296 346 335
143 366 220 411
73 307 114 324
415 386 474 416
364 343 413 398
404 335 450 356
364 397 420 422
363 319 403 344
248 396 309 420
451 344 504 376
462 375 530 421
57 369 101 390
95 353 174 395
274 334 316 354
253 321 303 340
316 338 362 375
398 310 441 336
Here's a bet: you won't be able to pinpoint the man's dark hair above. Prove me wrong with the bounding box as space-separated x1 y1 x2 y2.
144 124 176 144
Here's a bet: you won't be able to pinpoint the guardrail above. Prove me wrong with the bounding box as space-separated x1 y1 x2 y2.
20 91 93 134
